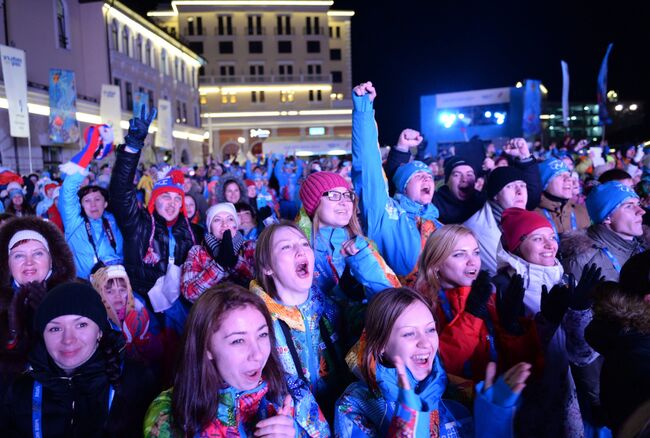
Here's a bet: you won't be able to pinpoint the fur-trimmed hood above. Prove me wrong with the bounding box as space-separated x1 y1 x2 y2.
0 216 76 292
560 224 650 262
215 173 251 205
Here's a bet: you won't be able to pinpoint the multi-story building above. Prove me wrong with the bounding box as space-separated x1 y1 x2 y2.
147 0 354 160
0 0 205 174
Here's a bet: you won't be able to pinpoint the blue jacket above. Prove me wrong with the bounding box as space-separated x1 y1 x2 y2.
334 356 520 437
351 94 441 277
274 155 304 203
58 171 123 279
310 226 400 304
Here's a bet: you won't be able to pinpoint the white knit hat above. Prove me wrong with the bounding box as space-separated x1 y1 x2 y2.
8 230 50 254
205 202 239 230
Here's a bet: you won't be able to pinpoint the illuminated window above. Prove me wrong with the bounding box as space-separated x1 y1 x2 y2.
221 93 237 104
200 96 208 105
280 91 295 103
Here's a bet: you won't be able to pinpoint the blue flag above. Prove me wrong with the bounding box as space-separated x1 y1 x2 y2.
522 79 542 136
597 43 613 125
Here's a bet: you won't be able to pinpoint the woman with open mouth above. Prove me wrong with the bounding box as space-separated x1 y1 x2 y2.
298 171 400 340
494 207 607 437
144 283 327 437
335 287 531 437
414 224 541 385
250 221 348 422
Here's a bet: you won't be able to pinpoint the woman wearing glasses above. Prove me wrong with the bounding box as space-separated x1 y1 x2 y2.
298 172 400 339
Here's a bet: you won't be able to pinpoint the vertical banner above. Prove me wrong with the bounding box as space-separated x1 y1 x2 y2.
597 43 614 126
133 91 149 119
100 84 124 144
522 79 542 137
156 99 173 150
561 60 570 128
48 69 79 143
0 45 30 137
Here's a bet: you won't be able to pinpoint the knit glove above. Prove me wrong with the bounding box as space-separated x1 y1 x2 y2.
569 263 604 310
497 274 525 335
465 270 493 319
541 283 570 325
216 229 238 269
124 106 157 150
122 309 150 345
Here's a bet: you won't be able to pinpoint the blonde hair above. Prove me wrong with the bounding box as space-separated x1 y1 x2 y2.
414 224 477 305
312 195 363 238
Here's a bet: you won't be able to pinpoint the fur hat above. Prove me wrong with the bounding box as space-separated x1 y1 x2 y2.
299 171 352 217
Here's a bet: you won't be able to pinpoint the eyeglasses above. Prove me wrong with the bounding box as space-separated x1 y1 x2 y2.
322 190 355 202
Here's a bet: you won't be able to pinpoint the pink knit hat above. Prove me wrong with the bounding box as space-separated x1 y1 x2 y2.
299 171 352 217
501 208 554 252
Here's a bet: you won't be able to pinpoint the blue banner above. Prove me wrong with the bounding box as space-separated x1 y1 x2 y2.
522 79 542 136
597 43 613 125
48 69 79 144
133 91 149 118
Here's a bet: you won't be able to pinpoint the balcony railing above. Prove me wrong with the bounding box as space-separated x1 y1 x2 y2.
302 26 325 35
245 27 266 35
273 26 295 36
214 27 237 36
199 74 332 85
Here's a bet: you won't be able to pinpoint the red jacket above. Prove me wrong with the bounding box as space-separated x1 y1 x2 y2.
436 286 543 382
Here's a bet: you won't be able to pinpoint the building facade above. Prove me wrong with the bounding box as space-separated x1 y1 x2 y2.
0 0 205 175
147 0 354 160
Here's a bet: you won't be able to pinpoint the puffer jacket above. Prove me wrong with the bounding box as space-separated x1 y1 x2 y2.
585 291 650 434
59 171 123 280
560 224 649 282
0 217 76 390
335 347 521 437
535 191 590 237
433 285 543 382
109 147 195 295
250 281 347 418
144 376 330 437
1 339 157 437
351 93 442 279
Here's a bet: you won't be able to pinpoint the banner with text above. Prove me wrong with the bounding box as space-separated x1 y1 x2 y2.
100 84 124 144
48 69 79 144
156 99 173 150
0 45 30 137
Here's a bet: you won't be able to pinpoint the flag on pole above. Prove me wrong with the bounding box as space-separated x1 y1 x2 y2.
522 79 542 136
561 60 570 128
597 43 614 126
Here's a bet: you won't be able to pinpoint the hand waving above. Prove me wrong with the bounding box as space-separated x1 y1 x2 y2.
125 106 157 150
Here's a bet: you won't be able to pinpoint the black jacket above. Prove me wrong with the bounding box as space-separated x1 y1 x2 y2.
1 341 156 437
109 147 195 295
585 294 650 433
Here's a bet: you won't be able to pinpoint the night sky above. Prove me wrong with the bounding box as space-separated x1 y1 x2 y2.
127 0 650 144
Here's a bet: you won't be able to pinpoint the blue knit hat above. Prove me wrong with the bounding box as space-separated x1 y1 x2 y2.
586 181 639 224
539 158 570 189
393 161 432 193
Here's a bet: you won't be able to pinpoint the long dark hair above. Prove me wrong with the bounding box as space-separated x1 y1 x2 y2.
172 283 287 436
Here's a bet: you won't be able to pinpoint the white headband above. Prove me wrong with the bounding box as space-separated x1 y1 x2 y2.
8 230 50 254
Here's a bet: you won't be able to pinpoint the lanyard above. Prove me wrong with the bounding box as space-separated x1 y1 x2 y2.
438 289 498 365
32 381 114 438
600 247 622 273
84 216 117 263
167 226 176 264
541 208 577 240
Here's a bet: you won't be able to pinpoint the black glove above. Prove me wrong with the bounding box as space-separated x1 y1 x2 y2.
497 274 525 335
338 265 365 301
569 263 604 310
215 229 238 269
465 270 493 319
124 106 157 150
541 283 570 325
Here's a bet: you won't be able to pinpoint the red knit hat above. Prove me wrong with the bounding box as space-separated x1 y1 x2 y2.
147 169 186 215
501 208 553 252
299 171 352 217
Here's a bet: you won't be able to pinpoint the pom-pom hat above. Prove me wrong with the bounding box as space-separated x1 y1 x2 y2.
148 168 186 215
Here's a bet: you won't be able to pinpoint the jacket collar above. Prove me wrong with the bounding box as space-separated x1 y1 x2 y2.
216 380 270 426
250 280 320 332
394 193 440 221
539 191 568 212
375 356 447 407
588 224 645 254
